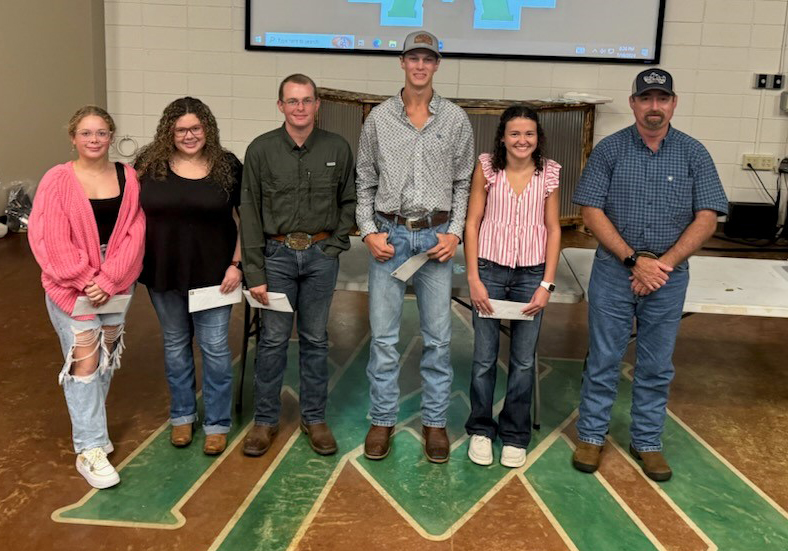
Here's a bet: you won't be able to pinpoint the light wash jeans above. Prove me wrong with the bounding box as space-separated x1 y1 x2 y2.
577 246 689 452
252 240 339 426
465 259 544 449
366 214 453 428
46 293 130 454
148 290 233 435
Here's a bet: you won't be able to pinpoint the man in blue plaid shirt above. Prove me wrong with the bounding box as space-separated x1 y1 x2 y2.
571 69 728 482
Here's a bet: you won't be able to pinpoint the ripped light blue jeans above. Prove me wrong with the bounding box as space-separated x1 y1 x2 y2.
46 293 130 454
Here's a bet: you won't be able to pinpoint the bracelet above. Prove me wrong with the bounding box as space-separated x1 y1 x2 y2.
231 260 242 271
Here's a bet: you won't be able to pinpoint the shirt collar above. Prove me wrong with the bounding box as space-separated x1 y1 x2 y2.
630 123 674 150
394 88 441 117
279 124 318 151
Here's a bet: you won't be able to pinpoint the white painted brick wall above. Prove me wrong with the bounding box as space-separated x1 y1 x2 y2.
105 0 788 202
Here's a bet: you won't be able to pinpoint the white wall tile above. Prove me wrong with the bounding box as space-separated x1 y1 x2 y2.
232 98 278 121
750 25 784 49
694 70 752 94
692 93 744 117
502 87 553 101
457 85 504 99
188 6 232 29
503 62 553 87
664 0 705 22
188 73 233 96
188 29 233 51
143 71 188 94
459 60 505 86
551 64 599 91
232 75 277 98
232 52 277 76
698 46 751 70
142 27 189 50
704 1 755 24
112 114 145 137
749 48 781 72
141 4 187 27
433 59 460 85
692 116 742 141
701 24 752 47
659 45 701 69
754 1 788 25
108 91 144 115
759 118 788 142
662 22 703 45
188 52 233 74
107 70 144 92
143 93 178 116
106 25 142 49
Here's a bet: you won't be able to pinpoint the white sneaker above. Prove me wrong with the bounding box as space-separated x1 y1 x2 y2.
501 445 526 468
468 434 493 466
76 447 120 489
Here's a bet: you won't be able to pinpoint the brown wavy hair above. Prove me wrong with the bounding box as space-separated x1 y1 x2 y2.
491 105 546 174
67 105 116 137
134 97 234 192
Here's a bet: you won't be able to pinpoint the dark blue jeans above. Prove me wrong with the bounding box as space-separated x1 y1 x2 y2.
148 289 234 434
253 240 339 426
465 259 545 449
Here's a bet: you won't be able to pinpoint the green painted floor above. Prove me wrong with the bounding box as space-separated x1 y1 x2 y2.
53 300 788 550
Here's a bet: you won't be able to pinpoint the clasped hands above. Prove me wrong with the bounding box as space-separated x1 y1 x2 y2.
364 232 459 263
629 256 673 296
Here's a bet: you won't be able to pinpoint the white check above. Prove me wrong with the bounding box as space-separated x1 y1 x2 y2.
187 285 242 313
391 253 430 282
243 290 293 313
72 294 132 316
478 299 535 321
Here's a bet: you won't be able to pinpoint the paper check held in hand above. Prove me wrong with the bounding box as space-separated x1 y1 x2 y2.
478 299 535 321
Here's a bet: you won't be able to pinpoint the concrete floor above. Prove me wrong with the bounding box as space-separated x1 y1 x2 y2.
1 229 787 551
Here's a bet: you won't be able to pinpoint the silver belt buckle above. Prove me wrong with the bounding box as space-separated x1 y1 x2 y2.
404 218 419 231
284 232 311 250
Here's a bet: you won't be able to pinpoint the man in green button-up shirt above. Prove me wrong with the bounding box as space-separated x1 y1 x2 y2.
239 74 356 458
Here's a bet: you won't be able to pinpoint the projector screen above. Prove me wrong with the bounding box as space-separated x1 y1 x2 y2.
246 0 666 64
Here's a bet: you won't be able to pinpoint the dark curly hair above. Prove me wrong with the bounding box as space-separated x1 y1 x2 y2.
134 97 234 193
491 105 546 174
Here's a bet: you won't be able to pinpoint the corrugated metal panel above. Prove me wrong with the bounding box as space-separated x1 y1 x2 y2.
317 92 593 224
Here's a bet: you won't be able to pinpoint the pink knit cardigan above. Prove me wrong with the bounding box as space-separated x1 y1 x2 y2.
28 162 146 319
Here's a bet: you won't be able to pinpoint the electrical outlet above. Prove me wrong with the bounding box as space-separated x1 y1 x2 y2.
742 154 775 171
754 73 769 89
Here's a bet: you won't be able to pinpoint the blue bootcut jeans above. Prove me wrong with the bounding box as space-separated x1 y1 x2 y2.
46 293 130 454
148 289 234 435
465 259 545 449
366 214 453 428
252 240 339 426
576 246 689 452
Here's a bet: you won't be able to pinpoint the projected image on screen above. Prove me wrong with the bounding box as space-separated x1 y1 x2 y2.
246 0 665 63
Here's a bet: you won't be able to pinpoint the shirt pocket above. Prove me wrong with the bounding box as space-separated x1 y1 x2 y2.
668 176 694 229
309 167 339 228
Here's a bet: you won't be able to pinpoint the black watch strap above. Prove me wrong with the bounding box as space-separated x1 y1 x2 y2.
623 254 638 268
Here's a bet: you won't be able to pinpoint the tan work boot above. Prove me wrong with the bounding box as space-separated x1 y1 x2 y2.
629 444 672 482
170 423 193 447
422 426 450 463
572 441 603 473
203 434 227 455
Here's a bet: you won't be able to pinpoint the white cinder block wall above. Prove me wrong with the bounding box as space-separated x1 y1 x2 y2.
106 0 788 204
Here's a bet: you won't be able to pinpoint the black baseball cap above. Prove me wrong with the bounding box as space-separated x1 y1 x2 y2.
631 69 675 96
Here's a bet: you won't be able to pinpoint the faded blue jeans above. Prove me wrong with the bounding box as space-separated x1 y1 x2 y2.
253 240 339 426
46 294 129 454
366 214 453 428
148 290 233 435
577 246 689 452
465 259 544 449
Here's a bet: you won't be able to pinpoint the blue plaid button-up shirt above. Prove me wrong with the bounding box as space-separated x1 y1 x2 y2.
573 125 728 253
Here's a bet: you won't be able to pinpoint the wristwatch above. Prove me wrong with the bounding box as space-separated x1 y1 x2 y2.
623 253 638 268
231 260 242 270
539 281 555 293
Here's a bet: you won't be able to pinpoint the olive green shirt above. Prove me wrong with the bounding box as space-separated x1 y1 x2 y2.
239 125 356 287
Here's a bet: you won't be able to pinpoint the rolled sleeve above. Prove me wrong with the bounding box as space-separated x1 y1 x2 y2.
572 145 612 209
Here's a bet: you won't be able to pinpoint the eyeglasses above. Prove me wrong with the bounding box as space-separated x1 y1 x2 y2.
282 98 316 107
76 130 112 142
174 125 204 138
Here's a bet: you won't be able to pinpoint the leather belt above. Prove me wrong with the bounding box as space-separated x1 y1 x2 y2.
268 231 331 250
377 211 449 231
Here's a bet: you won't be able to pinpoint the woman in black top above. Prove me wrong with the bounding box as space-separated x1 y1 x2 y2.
136 97 242 455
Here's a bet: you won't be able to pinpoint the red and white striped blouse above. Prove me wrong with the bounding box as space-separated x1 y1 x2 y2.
477 153 560 268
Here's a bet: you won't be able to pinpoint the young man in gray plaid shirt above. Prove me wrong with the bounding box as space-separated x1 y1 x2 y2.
355 30 474 463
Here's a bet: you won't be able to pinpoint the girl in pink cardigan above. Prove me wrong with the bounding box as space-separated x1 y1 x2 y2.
28 106 145 489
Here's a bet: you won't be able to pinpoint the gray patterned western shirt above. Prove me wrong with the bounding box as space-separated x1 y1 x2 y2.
355 90 475 238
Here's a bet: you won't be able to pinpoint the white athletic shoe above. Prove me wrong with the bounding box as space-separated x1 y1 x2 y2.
76 447 120 489
500 445 526 468
468 434 493 466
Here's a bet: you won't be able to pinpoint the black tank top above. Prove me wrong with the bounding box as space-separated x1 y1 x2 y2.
90 163 126 245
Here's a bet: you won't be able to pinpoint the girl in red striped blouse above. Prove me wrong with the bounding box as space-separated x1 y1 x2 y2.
464 105 561 468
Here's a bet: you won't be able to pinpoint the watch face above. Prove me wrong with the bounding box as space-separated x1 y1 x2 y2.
624 255 637 267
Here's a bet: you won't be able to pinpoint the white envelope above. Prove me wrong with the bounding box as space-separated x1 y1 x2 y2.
187 285 242 313
478 299 535 321
72 294 132 316
243 290 294 313
391 253 430 282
